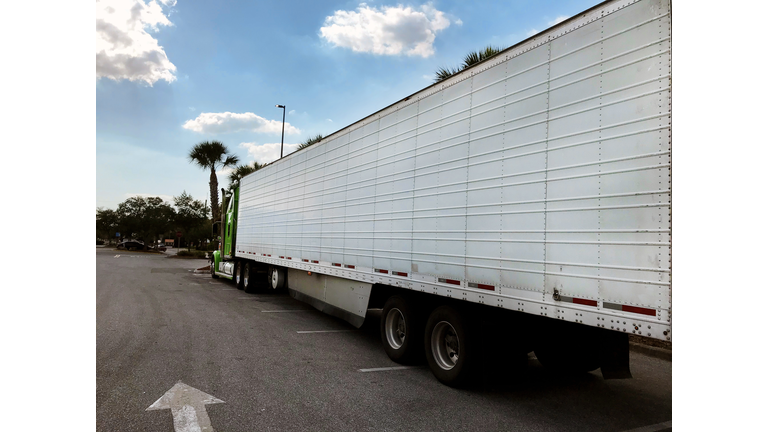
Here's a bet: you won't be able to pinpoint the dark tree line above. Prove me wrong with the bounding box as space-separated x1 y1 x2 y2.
96 192 210 249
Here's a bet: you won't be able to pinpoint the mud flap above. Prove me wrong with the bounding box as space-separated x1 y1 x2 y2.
600 331 632 379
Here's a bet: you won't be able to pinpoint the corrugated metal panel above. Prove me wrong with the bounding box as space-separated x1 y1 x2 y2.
237 0 672 341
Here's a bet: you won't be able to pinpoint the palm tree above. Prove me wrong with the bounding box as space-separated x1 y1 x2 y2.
188 140 239 223
434 45 504 83
227 161 264 191
297 134 324 150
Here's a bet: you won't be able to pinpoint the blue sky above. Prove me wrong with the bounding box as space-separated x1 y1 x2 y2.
96 0 600 209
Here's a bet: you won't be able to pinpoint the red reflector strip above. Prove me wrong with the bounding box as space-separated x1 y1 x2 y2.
622 305 657 316
376 269 388 274
279 256 284 259
311 260 319 263
302 259 309 262
267 254 271 257
438 278 460 285
262 254 266 256
286 257 292 260
332 263 341 267
573 298 598 307
345 265 355 269
468 282 495 291
393 271 408 277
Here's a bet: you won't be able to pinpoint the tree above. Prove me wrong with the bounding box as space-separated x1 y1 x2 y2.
297 134 323 150
174 191 209 250
188 141 239 223
227 161 264 192
96 208 119 243
115 196 175 247
434 45 504 83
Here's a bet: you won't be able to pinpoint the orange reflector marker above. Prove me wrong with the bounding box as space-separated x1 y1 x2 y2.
573 298 598 307
622 305 656 316
469 282 494 291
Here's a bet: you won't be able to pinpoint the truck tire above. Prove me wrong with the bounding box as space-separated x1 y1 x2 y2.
243 262 257 293
380 296 424 364
234 262 244 290
268 266 286 290
210 260 218 279
424 305 476 387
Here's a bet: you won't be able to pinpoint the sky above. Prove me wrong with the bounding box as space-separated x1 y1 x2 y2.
96 0 599 209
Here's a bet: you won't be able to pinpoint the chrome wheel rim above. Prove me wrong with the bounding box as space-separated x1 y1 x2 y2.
235 264 241 284
384 308 406 349
431 321 459 370
243 264 249 287
271 269 278 289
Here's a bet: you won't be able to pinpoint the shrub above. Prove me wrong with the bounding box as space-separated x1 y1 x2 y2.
177 250 208 259
96 240 105 245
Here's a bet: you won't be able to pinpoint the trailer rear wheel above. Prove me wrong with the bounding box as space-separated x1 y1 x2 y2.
269 266 286 290
380 296 424 364
243 262 257 293
425 306 475 387
234 262 244 290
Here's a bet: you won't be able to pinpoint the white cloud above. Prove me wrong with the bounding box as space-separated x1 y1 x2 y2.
125 193 175 203
216 166 234 177
240 142 301 164
422 74 432 80
188 106 195 111
454 19 463 26
548 15 570 26
182 112 301 135
327 119 333 122
96 0 177 85
320 3 451 57
288 109 296 115
526 29 538 37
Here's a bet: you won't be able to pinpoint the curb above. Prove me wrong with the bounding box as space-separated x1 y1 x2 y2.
629 342 672 361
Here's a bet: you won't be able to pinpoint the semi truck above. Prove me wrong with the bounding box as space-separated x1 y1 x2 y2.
210 0 672 386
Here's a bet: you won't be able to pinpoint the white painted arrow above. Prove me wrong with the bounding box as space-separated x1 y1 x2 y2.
146 382 224 432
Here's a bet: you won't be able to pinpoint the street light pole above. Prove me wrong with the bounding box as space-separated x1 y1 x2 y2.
276 104 286 158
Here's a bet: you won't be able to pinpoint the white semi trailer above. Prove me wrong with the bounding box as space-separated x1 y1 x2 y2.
211 0 672 386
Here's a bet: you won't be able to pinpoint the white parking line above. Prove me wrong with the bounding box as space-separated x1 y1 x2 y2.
620 421 672 432
261 309 312 313
296 330 355 334
358 366 421 373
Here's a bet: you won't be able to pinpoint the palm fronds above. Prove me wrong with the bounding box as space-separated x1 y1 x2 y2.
434 45 504 83
297 134 324 150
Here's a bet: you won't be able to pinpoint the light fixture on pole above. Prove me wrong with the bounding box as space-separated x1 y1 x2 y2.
276 104 286 158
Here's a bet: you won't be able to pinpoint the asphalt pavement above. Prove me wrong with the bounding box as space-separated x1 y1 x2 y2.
96 248 672 431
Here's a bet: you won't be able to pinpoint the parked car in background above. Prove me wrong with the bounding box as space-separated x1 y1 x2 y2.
116 240 145 251
154 244 167 252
